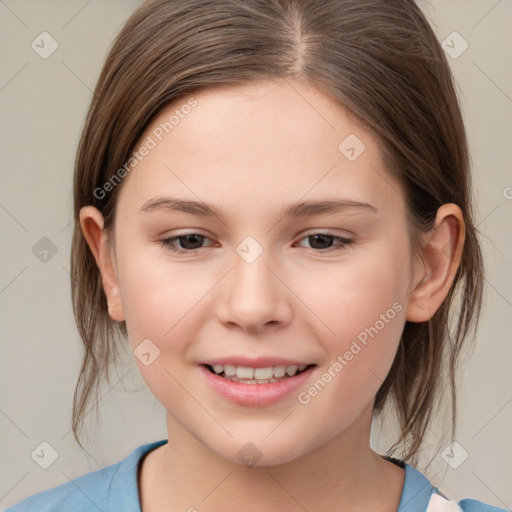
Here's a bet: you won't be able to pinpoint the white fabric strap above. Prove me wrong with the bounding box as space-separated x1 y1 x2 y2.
425 492 464 512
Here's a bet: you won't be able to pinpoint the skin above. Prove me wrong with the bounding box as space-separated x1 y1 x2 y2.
80 79 465 512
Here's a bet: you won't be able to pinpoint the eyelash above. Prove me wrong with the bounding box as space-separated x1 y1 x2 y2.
159 232 354 255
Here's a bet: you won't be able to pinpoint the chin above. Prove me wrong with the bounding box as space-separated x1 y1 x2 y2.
207 435 310 468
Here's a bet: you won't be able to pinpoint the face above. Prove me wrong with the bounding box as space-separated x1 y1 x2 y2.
100 79 419 465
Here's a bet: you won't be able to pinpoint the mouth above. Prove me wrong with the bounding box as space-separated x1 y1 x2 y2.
202 363 316 384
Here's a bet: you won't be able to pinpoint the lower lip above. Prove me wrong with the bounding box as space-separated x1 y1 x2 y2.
199 364 316 407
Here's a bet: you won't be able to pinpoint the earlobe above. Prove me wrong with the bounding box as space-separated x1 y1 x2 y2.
405 203 465 323
79 206 126 322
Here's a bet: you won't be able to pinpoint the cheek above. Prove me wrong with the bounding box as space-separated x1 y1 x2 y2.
115 251 211 409
116 247 212 353
298 247 408 382
292 265 406 430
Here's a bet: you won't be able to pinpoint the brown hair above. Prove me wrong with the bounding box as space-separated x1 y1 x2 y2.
70 0 484 466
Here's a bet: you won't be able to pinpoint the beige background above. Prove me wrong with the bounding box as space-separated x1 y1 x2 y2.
0 0 511 509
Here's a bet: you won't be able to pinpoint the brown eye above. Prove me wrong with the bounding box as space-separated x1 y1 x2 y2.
160 233 212 254
296 233 354 253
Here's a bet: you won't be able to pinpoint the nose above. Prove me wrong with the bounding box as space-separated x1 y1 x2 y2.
215 246 292 334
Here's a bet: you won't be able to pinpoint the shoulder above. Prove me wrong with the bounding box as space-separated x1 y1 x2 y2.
394 458 509 512
457 498 510 512
2 469 111 512
3 439 168 512
426 493 509 512
2 461 118 512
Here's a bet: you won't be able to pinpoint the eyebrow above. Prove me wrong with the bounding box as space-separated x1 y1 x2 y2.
139 196 378 223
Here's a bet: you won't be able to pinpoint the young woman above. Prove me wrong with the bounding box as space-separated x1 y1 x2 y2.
6 1 508 510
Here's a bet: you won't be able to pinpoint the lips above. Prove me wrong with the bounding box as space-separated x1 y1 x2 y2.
199 359 317 407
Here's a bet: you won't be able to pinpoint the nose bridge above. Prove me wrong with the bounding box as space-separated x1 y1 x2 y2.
216 235 289 330
232 235 278 303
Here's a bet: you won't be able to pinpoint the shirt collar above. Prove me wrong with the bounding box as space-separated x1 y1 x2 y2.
383 455 437 512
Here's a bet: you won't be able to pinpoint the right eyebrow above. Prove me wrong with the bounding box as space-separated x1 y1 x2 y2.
139 197 228 222
139 196 378 224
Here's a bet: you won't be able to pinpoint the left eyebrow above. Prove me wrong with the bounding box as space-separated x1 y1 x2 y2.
280 199 378 218
139 196 378 224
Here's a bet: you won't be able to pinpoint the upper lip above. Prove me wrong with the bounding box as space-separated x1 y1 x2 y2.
201 356 315 368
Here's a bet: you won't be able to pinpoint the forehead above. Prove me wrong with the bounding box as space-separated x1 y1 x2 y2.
153 79 374 161
116 79 404 219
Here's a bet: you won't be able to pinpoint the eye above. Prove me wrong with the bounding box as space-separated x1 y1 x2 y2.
294 232 354 253
159 231 354 256
160 233 215 254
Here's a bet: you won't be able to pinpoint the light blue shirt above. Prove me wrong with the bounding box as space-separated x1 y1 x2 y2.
3 439 508 512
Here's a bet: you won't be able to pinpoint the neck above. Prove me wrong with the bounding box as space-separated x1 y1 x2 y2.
139 404 404 512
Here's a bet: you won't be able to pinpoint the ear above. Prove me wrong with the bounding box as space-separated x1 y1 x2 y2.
79 206 125 322
405 203 465 322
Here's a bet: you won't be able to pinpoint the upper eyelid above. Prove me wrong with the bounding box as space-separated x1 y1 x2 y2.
163 231 354 249
163 229 353 240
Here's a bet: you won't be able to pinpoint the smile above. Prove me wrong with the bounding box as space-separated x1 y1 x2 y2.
199 363 317 407
205 363 311 383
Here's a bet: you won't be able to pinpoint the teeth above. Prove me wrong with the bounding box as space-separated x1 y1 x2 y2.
236 366 254 379
224 364 236 376
273 366 286 378
208 363 309 380
213 364 224 374
286 365 298 376
254 367 273 379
